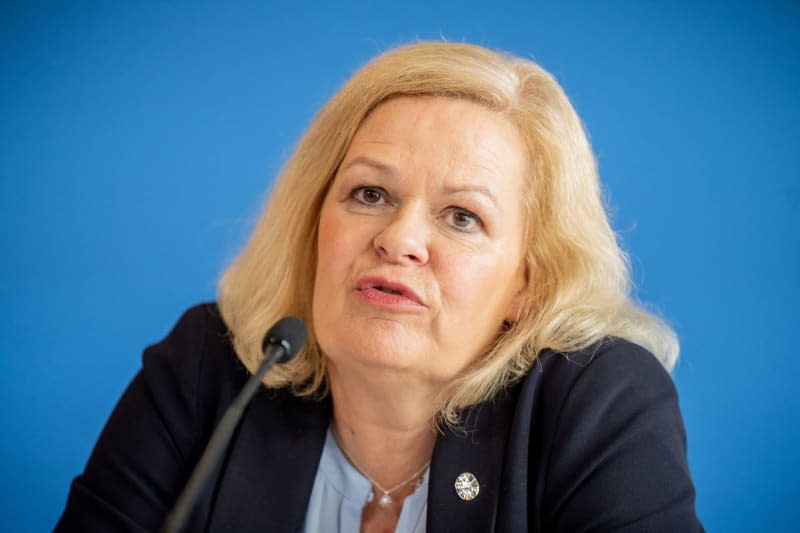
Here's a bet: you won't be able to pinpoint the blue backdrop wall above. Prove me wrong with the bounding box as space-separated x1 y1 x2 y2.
2 1 798 531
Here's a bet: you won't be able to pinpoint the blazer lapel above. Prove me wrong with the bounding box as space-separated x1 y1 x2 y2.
427 385 520 533
202 377 529 532
207 389 331 532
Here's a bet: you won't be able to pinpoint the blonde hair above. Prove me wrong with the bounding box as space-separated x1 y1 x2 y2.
218 42 678 422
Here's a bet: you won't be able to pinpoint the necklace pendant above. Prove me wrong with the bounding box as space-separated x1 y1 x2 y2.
378 493 393 508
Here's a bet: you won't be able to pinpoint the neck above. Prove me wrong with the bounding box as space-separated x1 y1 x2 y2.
327 359 439 492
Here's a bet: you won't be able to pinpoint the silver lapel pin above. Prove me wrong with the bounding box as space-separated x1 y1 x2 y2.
454 472 480 501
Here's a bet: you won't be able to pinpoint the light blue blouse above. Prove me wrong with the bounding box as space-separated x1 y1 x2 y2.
302 427 429 532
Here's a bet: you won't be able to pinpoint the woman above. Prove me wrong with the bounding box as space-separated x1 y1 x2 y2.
56 42 702 532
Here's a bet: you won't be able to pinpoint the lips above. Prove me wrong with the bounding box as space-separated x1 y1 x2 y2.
355 276 425 307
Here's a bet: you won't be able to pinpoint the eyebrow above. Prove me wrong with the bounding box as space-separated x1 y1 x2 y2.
442 184 499 207
339 156 397 177
340 155 500 207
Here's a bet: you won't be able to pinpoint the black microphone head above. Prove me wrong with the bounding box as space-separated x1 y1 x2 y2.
261 316 307 364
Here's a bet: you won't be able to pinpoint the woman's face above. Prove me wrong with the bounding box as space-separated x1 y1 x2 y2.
313 96 528 385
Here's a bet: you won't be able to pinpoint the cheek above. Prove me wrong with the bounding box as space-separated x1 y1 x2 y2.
440 244 501 287
447 266 494 308
315 213 342 290
315 209 368 293
437 245 522 319
313 212 343 344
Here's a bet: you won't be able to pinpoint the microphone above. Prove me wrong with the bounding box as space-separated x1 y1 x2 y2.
260 315 307 364
162 316 307 533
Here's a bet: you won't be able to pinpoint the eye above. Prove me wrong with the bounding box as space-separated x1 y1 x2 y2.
444 208 483 233
351 187 387 206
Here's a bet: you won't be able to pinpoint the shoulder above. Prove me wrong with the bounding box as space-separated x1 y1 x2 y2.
527 337 685 464
534 338 678 416
138 303 251 461
521 339 701 531
54 303 248 532
144 302 231 367
540 337 673 386
141 302 245 398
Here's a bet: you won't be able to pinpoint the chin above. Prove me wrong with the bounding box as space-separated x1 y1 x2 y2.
321 330 427 371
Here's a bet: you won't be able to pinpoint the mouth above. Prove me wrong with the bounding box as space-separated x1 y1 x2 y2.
373 285 404 295
355 276 424 307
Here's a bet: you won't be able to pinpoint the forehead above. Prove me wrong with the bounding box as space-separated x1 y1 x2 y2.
344 96 528 188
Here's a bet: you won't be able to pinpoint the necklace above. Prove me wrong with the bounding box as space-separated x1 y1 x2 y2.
331 425 431 509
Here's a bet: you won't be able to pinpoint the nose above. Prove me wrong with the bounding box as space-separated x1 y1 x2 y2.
373 206 430 266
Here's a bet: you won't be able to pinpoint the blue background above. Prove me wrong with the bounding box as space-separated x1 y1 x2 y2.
2 1 798 531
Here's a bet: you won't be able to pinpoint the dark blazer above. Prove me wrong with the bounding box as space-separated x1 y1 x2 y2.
55 304 702 532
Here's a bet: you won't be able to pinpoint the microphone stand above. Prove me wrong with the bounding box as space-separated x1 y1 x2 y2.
161 341 290 533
